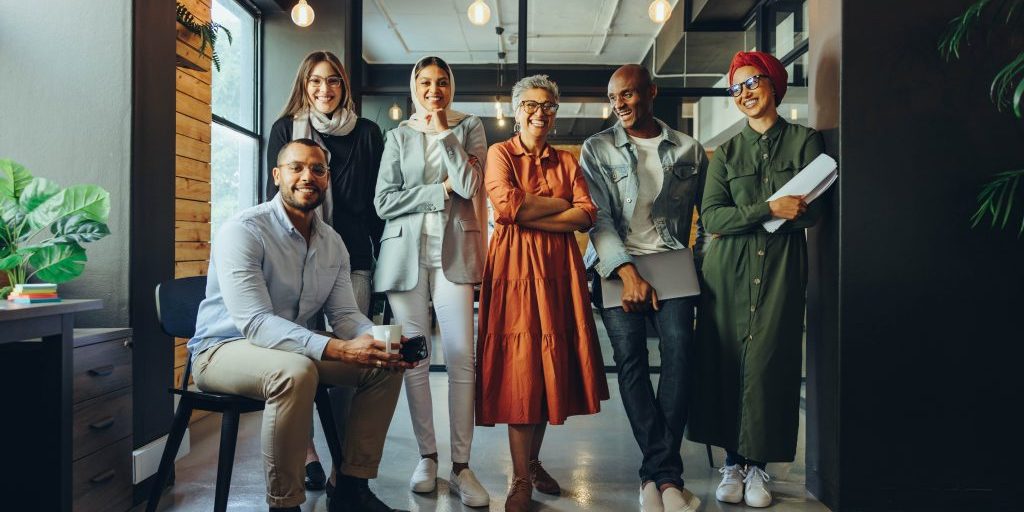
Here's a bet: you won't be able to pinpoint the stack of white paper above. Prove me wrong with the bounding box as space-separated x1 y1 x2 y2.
762 153 838 233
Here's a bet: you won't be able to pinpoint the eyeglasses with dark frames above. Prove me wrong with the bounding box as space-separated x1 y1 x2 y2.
726 74 770 97
308 75 344 89
519 100 559 115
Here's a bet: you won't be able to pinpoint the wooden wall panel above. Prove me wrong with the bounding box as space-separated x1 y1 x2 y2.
175 0 212 395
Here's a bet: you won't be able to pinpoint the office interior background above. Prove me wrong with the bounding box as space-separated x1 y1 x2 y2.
0 0 1018 510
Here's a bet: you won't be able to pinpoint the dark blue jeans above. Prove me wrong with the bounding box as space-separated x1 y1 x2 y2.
597 282 696 488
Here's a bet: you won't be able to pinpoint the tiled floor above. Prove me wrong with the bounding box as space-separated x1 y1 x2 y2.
146 372 828 512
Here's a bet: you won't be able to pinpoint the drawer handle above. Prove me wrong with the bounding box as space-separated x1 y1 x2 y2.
89 417 116 430
90 469 116 484
87 365 114 377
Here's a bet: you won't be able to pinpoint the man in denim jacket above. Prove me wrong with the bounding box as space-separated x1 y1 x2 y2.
580 64 707 512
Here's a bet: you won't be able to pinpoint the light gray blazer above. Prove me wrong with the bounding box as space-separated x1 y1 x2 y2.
373 115 488 292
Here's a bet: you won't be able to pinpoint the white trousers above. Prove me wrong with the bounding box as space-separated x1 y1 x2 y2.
386 257 476 463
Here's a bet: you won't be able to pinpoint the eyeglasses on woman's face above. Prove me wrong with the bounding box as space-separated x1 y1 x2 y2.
308 75 344 89
519 100 559 115
726 74 770 97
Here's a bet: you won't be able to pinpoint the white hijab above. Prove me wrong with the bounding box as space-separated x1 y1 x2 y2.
401 56 469 134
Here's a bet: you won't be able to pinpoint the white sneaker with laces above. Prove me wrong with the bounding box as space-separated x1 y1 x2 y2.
639 481 664 512
716 464 744 503
410 458 437 493
450 468 490 507
743 466 772 508
661 486 701 512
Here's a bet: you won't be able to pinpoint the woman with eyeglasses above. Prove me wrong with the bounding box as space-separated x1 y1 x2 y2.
476 74 609 512
687 51 826 508
266 50 385 495
373 56 490 507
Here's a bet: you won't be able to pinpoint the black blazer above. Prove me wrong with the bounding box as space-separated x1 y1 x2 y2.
266 116 386 271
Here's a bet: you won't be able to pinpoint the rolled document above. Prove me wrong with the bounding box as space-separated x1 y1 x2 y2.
763 153 838 233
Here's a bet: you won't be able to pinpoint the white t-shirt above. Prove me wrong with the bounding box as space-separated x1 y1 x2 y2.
420 131 451 267
624 134 672 255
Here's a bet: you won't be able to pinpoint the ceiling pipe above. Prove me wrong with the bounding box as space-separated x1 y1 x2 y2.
594 0 621 56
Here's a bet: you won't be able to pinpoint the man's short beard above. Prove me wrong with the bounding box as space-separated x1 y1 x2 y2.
282 189 324 212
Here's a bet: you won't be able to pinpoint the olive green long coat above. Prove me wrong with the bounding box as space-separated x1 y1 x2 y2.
687 119 825 463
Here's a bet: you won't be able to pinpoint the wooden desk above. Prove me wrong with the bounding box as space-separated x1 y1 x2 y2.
0 299 102 512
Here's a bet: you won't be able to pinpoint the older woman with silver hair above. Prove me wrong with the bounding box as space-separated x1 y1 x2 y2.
476 74 609 512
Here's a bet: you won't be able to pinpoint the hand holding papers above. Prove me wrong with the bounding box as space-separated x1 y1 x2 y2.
763 153 838 233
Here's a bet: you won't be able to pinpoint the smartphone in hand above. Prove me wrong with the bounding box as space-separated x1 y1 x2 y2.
399 335 429 363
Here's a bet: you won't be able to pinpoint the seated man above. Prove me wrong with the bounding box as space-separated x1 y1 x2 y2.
187 138 412 512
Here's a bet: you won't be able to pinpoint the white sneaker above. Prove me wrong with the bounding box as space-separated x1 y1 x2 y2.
661 486 701 512
639 481 664 512
743 466 772 508
716 464 744 503
450 468 490 507
410 457 437 493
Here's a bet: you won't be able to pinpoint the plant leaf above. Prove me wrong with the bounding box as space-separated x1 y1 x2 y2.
0 159 33 200
27 243 87 283
0 253 23 271
0 196 27 231
26 184 110 231
51 214 111 243
1013 75 1024 118
18 177 61 212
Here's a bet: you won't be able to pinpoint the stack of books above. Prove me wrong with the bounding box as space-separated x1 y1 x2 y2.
7 283 61 304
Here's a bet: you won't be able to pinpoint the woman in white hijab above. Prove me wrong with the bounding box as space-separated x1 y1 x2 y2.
373 56 490 507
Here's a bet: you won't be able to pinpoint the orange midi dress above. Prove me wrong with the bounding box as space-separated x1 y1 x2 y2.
476 136 609 426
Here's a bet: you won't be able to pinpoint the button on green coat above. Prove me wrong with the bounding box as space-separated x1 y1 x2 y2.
687 119 825 463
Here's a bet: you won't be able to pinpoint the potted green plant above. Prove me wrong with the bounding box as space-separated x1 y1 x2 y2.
939 0 1024 234
0 159 111 298
176 1 232 72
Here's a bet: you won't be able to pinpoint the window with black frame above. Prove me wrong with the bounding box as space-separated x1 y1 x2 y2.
210 0 260 238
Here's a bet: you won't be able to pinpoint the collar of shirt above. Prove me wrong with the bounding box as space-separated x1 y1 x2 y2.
509 134 559 162
611 118 683 149
740 117 788 145
270 192 327 243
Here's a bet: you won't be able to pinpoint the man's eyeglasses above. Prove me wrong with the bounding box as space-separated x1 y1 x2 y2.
726 74 770 97
308 75 344 89
519 101 559 115
282 162 329 178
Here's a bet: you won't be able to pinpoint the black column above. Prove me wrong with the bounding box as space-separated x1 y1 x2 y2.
806 0 1020 509
130 0 175 455
518 0 527 79
345 0 364 114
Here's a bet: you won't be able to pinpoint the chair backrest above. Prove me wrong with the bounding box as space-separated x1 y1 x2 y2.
155 276 207 339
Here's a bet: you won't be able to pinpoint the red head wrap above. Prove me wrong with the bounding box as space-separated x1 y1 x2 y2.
728 51 788 105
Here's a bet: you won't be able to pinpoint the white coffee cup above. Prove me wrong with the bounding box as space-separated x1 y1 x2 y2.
371 324 402 354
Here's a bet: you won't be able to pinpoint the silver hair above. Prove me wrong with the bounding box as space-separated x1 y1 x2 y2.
511 74 560 111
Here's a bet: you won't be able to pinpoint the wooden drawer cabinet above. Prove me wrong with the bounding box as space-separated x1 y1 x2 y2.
72 328 133 512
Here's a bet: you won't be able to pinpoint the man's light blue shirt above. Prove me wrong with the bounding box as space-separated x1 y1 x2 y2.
187 194 374 362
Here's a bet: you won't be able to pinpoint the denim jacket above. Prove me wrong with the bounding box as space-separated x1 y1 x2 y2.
580 119 708 278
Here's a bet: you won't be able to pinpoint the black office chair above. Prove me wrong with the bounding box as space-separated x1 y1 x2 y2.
146 276 344 512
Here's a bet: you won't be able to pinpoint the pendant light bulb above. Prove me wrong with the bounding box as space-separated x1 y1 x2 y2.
496 109 504 120
648 0 671 24
790 107 799 121
292 0 315 27
468 0 491 26
497 117 506 127
602 106 610 119
494 99 502 112
389 103 403 121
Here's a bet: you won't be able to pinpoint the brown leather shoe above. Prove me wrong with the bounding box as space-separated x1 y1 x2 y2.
504 476 532 512
529 460 561 495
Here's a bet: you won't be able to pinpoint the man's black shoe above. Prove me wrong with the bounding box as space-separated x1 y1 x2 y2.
305 460 327 490
269 507 300 512
329 474 408 512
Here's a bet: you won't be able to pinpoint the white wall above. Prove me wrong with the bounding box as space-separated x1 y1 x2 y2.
0 0 132 325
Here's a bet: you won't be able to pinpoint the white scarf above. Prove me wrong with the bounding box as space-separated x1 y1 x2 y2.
400 57 469 134
291 108 357 227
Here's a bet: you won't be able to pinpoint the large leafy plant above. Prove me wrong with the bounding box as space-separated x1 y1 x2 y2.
0 159 111 298
939 0 1024 234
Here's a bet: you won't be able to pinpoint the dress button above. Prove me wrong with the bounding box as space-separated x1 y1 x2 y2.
747 335 753 341
750 306 756 312
753 277 761 285
763 177 769 183
626 198 633 203
761 135 767 140
757 249 765 256
762 153 769 160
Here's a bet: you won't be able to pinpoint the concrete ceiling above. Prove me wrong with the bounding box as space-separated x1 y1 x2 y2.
362 0 680 65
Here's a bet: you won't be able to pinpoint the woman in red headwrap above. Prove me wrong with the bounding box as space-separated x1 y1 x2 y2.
687 51 826 509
